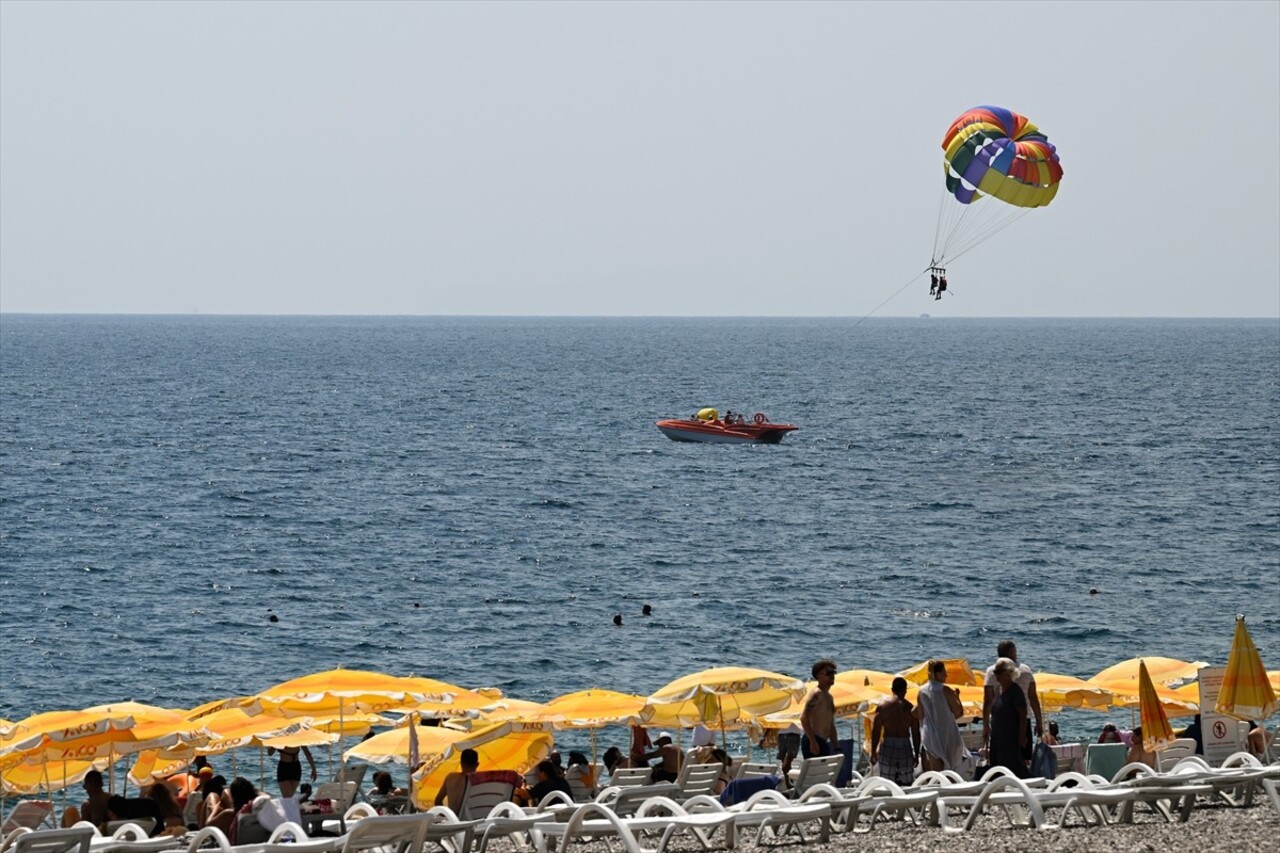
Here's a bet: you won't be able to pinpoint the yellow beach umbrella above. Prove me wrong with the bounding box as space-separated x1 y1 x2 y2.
861 683 984 719
835 670 895 690
1091 657 1206 688
527 690 649 729
761 680 890 727
2 759 96 796
448 699 548 730
898 659 977 688
643 667 805 728
345 721 552 808
1138 660 1177 752
1216 616 1278 721
1034 672 1114 711
255 669 476 718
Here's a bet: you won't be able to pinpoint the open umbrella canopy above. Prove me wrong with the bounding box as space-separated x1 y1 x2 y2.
525 690 649 729
2 758 96 796
1138 660 1177 752
1088 657 1204 718
1090 657 1207 688
7 703 206 765
643 667 805 726
345 721 552 808
861 683 985 719
898 659 978 687
759 680 890 728
1034 672 1115 711
1215 617 1278 722
255 669 481 718
835 670 896 689
446 699 548 730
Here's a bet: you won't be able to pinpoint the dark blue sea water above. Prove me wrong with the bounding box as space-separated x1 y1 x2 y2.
2 316 1278 730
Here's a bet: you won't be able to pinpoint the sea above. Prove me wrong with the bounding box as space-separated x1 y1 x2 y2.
2 315 1278 753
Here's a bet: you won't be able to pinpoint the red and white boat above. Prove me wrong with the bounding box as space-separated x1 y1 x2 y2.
655 411 799 445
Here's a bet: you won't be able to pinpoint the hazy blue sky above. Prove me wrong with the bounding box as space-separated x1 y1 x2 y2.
2 1 1277 317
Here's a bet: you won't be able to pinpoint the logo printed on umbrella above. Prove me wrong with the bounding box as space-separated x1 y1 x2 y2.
59 744 100 759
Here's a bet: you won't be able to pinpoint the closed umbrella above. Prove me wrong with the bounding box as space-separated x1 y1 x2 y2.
1216 616 1278 721
1138 660 1176 753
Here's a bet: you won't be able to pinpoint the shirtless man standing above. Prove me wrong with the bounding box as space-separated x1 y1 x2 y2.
434 748 478 812
643 733 684 782
870 677 921 786
801 659 840 758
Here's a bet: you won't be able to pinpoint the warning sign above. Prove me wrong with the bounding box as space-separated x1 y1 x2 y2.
1199 666 1243 765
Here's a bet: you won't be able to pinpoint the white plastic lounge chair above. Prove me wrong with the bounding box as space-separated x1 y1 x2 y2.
311 783 358 820
470 802 552 853
692 789 831 845
184 822 341 853
841 777 938 834
2 803 55 836
11 828 95 853
672 763 722 801
85 823 181 853
604 768 652 789
788 755 843 798
592 783 681 817
333 764 367 791
528 799 735 853
456 771 523 821
1109 762 1215 823
1156 738 1198 771
423 803 550 853
732 761 779 781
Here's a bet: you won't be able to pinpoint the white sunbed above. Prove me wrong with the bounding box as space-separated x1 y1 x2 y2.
672 764 722 801
7 828 94 853
838 777 939 834
2 803 55 837
528 799 735 853
680 789 831 846
424 802 553 853
82 823 182 853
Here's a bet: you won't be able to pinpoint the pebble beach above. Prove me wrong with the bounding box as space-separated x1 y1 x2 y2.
479 800 1278 853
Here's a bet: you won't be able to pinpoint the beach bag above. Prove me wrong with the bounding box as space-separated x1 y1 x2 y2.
1031 742 1057 779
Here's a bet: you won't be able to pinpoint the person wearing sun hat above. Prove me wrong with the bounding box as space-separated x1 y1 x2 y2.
642 732 684 782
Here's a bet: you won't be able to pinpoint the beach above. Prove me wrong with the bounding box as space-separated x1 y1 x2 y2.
476 800 1278 853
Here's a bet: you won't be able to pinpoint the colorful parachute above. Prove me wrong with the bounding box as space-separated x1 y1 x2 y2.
931 105 1063 269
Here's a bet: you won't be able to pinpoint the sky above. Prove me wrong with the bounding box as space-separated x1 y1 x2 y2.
1 1 1277 318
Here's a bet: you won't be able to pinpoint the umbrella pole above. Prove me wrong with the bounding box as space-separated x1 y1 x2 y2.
337 700 345 783
590 730 597 767
259 746 265 794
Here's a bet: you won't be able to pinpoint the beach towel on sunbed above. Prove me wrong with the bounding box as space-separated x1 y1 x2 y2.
719 774 782 806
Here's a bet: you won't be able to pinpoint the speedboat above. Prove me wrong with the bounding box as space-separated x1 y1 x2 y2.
655 411 798 445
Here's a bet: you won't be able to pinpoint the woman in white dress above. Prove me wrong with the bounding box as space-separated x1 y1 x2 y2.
913 659 967 772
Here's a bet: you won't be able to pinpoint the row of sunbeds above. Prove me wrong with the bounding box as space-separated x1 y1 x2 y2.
2 750 1276 853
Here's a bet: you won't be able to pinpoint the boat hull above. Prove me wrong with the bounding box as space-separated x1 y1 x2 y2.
655 419 798 445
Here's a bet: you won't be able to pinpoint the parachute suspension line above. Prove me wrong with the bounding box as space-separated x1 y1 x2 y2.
942 207 1030 266
932 191 1033 268
849 268 931 332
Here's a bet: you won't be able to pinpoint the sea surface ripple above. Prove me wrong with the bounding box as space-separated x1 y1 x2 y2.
1 316 1277 721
